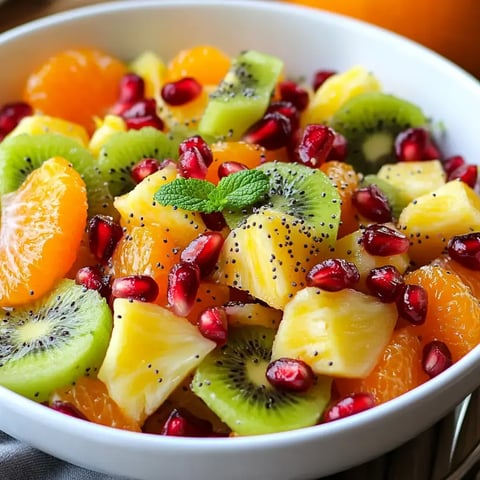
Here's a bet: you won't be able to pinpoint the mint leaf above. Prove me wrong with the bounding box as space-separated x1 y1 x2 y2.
154 178 215 212
215 169 269 209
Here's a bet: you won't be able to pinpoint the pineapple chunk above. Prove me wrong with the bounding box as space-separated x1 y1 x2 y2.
89 114 126 157
225 303 282 329
271 287 397 378
377 160 446 205
214 209 323 310
98 299 216 424
129 51 167 100
398 180 480 265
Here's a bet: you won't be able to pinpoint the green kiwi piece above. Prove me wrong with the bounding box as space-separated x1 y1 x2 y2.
224 161 341 247
97 127 186 197
198 50 284 140
191 325 331 435
0 133 112 216
0 279 112 402
331 92 427 174
360 174 410 219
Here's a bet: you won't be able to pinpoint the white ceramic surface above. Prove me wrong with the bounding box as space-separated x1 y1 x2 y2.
0 1 480 479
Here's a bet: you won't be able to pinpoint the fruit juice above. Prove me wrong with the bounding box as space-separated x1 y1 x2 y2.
0 44 479 437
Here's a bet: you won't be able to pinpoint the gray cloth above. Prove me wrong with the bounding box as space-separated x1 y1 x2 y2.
0 431 123 479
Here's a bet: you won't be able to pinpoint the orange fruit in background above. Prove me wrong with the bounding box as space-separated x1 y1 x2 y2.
0 156 87 306
24 48 126 133
335 326 428 405
405 264 480 362
51 376 141 432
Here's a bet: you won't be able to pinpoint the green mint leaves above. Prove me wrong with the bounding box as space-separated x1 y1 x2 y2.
153 169 269 213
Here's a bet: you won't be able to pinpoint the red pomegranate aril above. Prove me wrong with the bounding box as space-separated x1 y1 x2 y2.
197 306 228 345
217 161 249 179
394 127 441 162
266 101 300 132
119 73 145 104
396 283 428 325
167 262 201 317
130 158 161 183
422 341 453 378
200 211 227 231
306 258 360 291
443 155 466 176
0 101 33 138
121 98 157 119
111 275 159 303
448 164 478 188
447 232 480 270
295 124 335 168
125 115 164 131
75 265 111 298
181 231 225 278
266 358 315 393
179 148 209 179
161 77 202 106
278 80 309 112
88 215 123 262
179 135 213 167
327 132 348 162
352 184 392 223
50 400 88 420
362 224 410 256
243 112 292 150
366 265 404 302
312 69 336 91
161 409 213 437
323 392 375 422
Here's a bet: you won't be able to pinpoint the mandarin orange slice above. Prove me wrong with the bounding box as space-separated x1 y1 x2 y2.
0 156 87 306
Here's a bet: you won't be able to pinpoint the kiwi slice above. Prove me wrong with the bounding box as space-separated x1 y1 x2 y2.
0 133 112 216
331 92 427 174
97 127 186 197
0 279 112 402
191 325 331 435
198 50 284 140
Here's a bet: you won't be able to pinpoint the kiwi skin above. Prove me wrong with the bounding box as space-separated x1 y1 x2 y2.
0 279 112 402
191 325 331 436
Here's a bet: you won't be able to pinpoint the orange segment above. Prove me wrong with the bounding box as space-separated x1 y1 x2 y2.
405 264 480 362
335 326 428 404
51 376 141 432
0 156 87 306
186 282 231 324
24 48 126 134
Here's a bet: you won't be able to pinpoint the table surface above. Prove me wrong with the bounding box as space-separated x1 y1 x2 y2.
0 1 479 479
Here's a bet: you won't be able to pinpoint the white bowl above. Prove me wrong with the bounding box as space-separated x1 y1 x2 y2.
1 1 480 479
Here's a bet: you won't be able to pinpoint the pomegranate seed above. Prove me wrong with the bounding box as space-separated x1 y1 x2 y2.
447 232 480 270
130 158 161 183
396 283 428 325
179 135 213 167
75 265 111 298
50 400 88 420
243 112 292 150
88 215 123 262
323 393 375 422
266 101 300 132
306 258 360 291
200 211 227 231
181 231 225 278
119 73 145 104
111 275 159 303
422 341 452 378
448 164 478 188
266 358 315 393
327 132 348 162
362 224 409 256
0 101 33 139
278 80 309 112
161 77 202 106
352 184 392 223
125 115 164 131
366 265 404 302
295 124 335 168
394 128 441 162
179 148 210 179
167 262 201 317
161 408 213 437
217 161 248 179
121 98 157 119
197 306 228 345
443 155 466 176
312 69 336 91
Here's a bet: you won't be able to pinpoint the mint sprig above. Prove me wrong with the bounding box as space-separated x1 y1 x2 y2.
153 169 269 213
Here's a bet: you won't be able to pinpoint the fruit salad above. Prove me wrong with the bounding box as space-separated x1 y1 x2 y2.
0 44 479 437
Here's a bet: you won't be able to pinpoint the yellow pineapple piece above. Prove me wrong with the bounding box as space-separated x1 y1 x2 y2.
271 287 397 378
398 180 480 265
89 114 126 157
302 66 381 126
225 303 282 329
213 209 324 310
129 51 167 100
98 299 216 424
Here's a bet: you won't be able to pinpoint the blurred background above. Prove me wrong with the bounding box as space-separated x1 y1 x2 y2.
0 0 479 78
